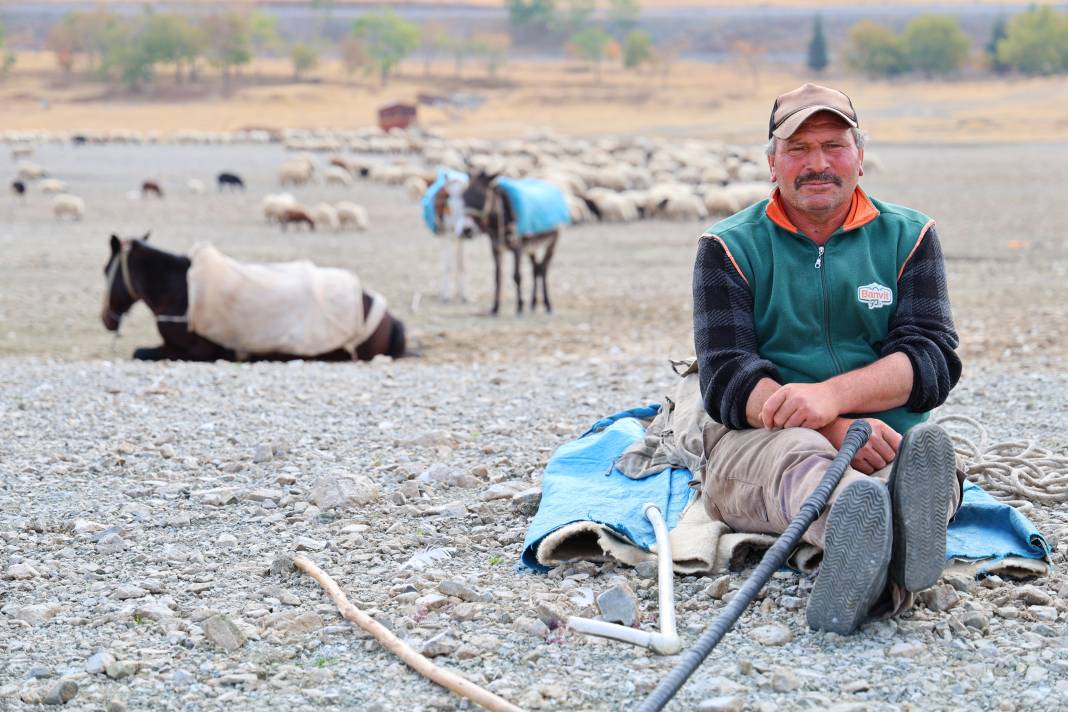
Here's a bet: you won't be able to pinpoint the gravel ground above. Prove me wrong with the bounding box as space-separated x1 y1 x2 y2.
1 141 1067 710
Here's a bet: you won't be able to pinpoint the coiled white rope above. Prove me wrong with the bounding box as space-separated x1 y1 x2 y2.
937 414 1068 508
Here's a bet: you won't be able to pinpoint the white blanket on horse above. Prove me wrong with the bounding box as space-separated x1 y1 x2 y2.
186 242 386 357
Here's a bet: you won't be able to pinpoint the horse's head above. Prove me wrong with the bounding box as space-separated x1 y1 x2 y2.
462 170 500 233
101 232 150 331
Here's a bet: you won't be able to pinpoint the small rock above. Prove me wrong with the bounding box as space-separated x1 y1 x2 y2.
309 472 380 510
705 576 730 600
170 670 195 686
1018 586 1053 606
634 559 658 580
294 536 325 552
513 616 550 638
421 632 460 657
887 641 923 658
217 533 238 548
480 481 528 501
112 585 148 600
1025 665 1048 683
920 583 960 612
252 444 273 463
195 487 239 506
245 488 283 502
961 611 990 632
943 573 975 593
512 487 542 516
107 699 128 712
202 614 247 651
86 651 116 675
597 583 639 627
41 679 78 706
749 623 793 646
6 563 40 580
11 603 63 626
534 602 568 630
105 660 139 680
771 669 801 692
780 595 804 610
697 695 743 712
1030 605 1058 622
439 580 484 602
995 606 1019 619
96 533 128 554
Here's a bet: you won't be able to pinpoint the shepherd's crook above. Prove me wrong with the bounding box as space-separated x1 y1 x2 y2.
293 556 523 712
636 420 872 712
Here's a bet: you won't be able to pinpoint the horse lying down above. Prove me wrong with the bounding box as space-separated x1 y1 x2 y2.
101 233 406 362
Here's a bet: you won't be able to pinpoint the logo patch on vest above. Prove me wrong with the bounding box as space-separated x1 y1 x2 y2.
857 282 893 309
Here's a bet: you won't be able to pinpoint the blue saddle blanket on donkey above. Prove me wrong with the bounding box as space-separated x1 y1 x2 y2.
520 406 1051 576
495 177 571 238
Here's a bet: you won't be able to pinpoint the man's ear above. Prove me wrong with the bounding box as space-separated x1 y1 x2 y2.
110 235 121 254
858 147 865 177
766 154 777 184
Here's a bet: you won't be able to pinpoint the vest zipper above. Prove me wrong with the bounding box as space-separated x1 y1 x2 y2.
815 245 844 374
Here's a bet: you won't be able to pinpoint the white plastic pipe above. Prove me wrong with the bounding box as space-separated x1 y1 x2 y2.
568 503 682 655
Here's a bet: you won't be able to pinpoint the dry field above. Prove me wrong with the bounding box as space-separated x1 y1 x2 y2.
8 51 1068 145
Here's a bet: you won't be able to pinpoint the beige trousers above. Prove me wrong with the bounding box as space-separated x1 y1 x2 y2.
701 424 963 613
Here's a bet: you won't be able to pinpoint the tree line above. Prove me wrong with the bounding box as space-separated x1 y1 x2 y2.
816 6 1068 77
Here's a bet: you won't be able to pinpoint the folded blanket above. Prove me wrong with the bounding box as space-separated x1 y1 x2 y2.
521 407 1051 580
187 242 386 358
495 177 571 238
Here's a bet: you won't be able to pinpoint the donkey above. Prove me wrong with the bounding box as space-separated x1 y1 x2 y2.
462 171 561 315
102 233 405 362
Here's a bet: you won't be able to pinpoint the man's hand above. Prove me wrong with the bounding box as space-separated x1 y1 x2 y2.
760 382 840 430
819 417 902 474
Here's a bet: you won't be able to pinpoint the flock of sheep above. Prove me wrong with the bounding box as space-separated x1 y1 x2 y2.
5 124 878 232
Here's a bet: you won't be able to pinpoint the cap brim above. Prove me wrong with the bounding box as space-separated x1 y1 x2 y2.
771 106 858 140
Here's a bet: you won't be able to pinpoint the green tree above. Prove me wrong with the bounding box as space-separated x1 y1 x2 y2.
807 14 828 73
846 20 909 77
608 0 640 38
249 11 281 56
569 26 611 79
142 13 200 82
350 10 419 85
903 15 970 76
290 43 319 80
622 29 653 69
0 21 13 78
469 32 511 78
997 5 1068 75
47 22 81 76
338 35 368 82
556 0 595 36
200 12 252 90
68 11 123 76
506 0 556 44
986 15 1009 73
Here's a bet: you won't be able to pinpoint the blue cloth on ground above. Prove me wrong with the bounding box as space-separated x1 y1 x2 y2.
520 406 1051 574
421 167 468 233
495 177 571 238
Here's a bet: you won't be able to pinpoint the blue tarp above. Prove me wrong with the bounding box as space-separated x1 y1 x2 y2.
495 177 571 238
520 406 1051 575
421 168 467 234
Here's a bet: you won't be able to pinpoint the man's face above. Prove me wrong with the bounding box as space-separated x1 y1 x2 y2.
767 113 864 218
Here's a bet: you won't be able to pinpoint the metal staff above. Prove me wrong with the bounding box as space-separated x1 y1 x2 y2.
636 419 872 712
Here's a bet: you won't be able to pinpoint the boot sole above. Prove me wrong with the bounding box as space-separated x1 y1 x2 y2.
806 478 892 635
889 423 955 591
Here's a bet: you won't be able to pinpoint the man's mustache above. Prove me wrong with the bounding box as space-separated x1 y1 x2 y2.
795 172 843 189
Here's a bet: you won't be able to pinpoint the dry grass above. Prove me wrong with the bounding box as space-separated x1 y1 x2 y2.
5 50 1068 144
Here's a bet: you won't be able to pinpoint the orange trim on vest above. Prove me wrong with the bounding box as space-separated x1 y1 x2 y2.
765 187 880 235
898 218 935 281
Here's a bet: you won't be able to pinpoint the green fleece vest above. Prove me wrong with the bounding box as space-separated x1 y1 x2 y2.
707 193 931 434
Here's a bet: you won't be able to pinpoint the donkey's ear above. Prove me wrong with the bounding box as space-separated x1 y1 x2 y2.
110 235 121 254
141 230 151 242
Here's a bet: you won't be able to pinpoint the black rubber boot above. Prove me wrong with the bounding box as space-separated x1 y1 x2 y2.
888 422 956 592
806 478 892 635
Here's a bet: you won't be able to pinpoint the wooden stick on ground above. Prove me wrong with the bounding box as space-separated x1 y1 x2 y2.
293 555 524 712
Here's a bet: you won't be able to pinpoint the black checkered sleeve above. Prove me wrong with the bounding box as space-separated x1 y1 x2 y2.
879 225 962 412
692 236 781 429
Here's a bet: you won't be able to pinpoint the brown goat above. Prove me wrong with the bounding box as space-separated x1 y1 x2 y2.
278 207 316 231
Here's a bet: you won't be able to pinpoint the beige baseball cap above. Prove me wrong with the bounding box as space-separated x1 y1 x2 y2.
768 83 858 139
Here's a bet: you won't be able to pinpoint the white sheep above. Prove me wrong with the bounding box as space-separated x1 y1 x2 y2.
324 166 354 187
703 187 741 217
39 178 68 194
52 193 85 221
726 182 772 210
311 202 340 231
584 188 639 222
261 193 296 223
335 201 368 231
404 175 429 201
17 161 45 181
278 158 315 186
186 178 206 194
